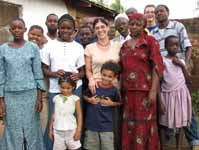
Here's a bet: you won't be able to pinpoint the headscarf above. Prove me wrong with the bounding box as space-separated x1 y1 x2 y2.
128 13 147 28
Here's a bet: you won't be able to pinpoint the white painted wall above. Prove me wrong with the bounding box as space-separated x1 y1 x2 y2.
2 0 68 32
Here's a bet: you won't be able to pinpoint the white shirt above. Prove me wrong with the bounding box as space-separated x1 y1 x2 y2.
41 40 85 93
53 94 79 130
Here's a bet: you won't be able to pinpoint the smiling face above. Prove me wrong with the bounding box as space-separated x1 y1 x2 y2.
94 21 109 40
28 28 43 46
78 27 93 45
115 18 129 36
144 6 156 23
58 20 75 42
9 20 26 40
101 69 116 86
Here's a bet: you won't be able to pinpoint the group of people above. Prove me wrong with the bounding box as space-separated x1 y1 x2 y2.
0 3 198 150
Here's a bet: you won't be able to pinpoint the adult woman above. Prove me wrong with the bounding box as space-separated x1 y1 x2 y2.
120 13 163 150
85 17 121 94
0 17 45 149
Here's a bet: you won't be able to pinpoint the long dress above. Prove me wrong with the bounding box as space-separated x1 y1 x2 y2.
0 41 46 150
120 33 163 150
159 57 192 129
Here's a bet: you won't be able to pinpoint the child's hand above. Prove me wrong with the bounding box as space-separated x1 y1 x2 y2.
172 57 184 67
0 99 6 118
89 96 100 105
100 97 113 106
73 130 81 141
35 100 43 112
159 101 166 115
49 128 54 141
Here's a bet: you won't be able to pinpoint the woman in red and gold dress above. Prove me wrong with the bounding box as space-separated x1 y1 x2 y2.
120 13 164 150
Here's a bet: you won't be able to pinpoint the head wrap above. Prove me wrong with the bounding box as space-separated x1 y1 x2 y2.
129 13 147 28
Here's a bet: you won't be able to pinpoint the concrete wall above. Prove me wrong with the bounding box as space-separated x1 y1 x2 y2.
1 0 68 32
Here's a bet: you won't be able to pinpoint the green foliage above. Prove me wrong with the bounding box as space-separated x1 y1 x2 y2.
192 91 199 115
110 0 124 13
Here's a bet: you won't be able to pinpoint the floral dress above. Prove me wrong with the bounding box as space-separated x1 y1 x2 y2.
120 33 163 150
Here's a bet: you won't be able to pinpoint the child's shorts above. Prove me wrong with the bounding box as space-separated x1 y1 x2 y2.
83 130 114 150
53 129 81 150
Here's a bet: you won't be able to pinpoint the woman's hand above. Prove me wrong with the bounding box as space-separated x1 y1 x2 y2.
88 78 98 94
35 99 43 112
0 98 6 118
73 129 81 141
148 90 157 105
70 73 80 82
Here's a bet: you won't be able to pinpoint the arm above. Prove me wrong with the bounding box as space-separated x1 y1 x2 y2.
74 100 82 141
83 95 100 105
42 63 65 78
35 89 43 112
85 55 97 94
185 47 192 65
49 111 55 141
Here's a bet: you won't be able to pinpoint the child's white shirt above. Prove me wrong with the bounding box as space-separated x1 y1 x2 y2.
53 94 79 131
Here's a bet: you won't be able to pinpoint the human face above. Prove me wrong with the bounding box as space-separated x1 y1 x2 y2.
101 69 115 86
59 82 74 96
144 6 156 22
166 38 179 56
129 19 144 38
28 28 43 46
78 27 93 45
94 21 109 40
9 20 26 40
58 20 75 42
115 18 129 36
155 6 169 23
46 15 58 33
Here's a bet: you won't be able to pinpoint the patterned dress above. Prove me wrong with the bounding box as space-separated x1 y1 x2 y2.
0 41 46 150
120 33 163 150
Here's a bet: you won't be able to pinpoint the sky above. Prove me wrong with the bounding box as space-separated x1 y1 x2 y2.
104 0 198 19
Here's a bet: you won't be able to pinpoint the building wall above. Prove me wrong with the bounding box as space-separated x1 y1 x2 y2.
1 0 68 32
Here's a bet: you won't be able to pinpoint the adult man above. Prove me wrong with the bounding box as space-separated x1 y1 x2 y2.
45 13 58 41
113 13 130 44
152 4 199 150
144 4 157 32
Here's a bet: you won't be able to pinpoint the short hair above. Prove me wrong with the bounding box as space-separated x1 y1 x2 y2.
58 14 75 28
79 24 93 33
156 4 169 13
101 61 121 76
29 25 44 34
165 35 178 48
93 17 108 29
125 7 138 14
58 72 76 88
10 16 25 26
46 13 58 20
144 4 156 13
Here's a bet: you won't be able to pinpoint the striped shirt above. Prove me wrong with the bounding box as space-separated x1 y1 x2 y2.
151 21 191 59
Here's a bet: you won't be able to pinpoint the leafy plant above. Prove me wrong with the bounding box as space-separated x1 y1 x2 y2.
192 91 199 115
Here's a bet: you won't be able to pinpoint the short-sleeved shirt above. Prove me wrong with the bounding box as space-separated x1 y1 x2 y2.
151 21 192 58
85 41 121 81
53 94 79 130
41 40 85 93
84 85 120 132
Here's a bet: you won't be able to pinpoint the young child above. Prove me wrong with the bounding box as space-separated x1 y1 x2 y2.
83 61 121 150
28 25 47 49
49 72 82 150
159 35 192 150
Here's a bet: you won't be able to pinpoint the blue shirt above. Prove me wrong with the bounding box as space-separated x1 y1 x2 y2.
84 85 120 132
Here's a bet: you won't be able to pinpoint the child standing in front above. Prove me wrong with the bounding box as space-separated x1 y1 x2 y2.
159 35 192 150
49 72 82 150
83 61 121 150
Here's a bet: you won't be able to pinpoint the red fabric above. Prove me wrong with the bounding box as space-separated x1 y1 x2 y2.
128 13 147 28
120 33 163 150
